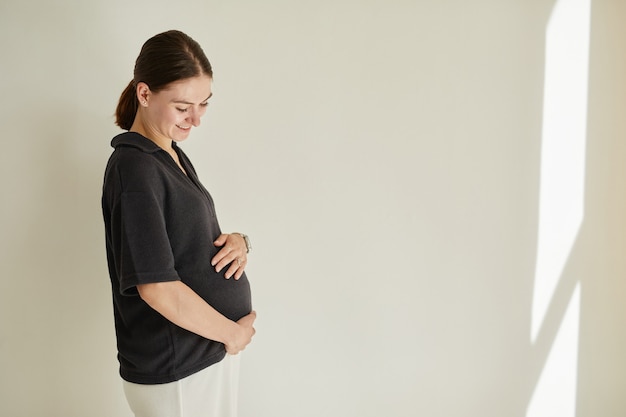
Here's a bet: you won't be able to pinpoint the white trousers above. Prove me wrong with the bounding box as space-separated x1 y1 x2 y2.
122 354 240 417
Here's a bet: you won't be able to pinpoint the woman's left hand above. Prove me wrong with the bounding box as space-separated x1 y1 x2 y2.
211 233 248 280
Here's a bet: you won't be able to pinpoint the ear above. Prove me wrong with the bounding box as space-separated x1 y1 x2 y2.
136 82 151 107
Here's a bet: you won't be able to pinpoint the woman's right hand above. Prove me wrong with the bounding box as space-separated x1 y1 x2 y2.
226 311 257 355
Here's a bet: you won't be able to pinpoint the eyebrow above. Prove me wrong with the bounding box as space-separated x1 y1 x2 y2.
173 93 213 105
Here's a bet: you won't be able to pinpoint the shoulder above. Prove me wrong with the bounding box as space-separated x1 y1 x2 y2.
108 145 158 176
113 146 158 174
105 133 165 193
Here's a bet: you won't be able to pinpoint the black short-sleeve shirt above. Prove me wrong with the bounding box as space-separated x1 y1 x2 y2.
102 132 252 384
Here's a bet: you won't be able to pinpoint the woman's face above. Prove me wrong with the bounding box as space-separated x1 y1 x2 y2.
142 75 213 143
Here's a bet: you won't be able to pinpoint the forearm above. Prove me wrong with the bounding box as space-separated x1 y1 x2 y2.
137 280 238 345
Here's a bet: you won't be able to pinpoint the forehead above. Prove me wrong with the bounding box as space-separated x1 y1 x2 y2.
161 75 212 101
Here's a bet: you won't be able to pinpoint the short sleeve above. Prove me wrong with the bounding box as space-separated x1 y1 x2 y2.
114 190 180 295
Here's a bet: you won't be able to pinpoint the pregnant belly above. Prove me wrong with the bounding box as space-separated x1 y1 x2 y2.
181 269 252 322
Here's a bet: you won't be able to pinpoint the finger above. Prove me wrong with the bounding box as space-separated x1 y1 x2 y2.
241 310 257 324
212 246 234 268
226 347 240 356
224 260 242 279
223 233 247 254
213 233 228 246
215 252 240 273
234 259 247 280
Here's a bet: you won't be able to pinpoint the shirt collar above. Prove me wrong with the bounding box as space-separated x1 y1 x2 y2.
111 132 177 154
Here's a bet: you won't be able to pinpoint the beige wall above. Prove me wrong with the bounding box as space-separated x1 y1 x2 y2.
0 1 624 416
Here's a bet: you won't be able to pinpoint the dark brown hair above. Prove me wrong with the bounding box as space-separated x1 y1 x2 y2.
115 30 213 130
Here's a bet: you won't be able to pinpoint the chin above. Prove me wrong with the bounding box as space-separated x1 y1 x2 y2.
172 131 192 142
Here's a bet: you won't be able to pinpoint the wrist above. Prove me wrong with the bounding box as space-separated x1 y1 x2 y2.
227 321 239 345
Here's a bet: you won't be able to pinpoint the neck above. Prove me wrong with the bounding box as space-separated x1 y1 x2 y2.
130 116 173 152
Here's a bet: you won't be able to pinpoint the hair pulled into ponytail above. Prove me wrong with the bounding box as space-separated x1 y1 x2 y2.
114 30 213 131
115 81 139 130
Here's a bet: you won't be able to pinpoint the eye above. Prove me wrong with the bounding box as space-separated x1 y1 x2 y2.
176 107 189 113
200 102 209 108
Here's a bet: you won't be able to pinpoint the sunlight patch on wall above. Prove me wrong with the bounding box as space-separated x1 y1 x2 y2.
531 0 590 342
527 283 581 417
528 0 590 415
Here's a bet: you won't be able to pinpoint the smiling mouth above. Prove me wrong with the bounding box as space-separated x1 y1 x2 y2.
176 125 191 131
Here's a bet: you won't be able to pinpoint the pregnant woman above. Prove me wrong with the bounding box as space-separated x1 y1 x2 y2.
101 30 256 417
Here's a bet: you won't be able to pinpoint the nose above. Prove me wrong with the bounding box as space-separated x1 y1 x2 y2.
189 111 201 127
